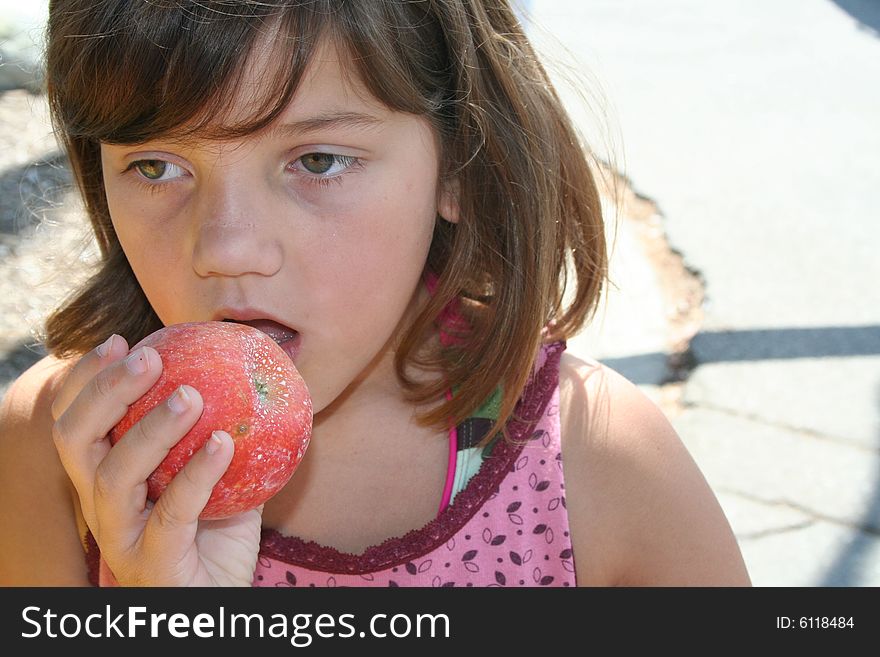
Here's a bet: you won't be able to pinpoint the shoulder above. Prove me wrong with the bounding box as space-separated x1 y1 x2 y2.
0 354 74 445
556 351 751 586
0 354 71 462
1 354 71 417
0 354 90 585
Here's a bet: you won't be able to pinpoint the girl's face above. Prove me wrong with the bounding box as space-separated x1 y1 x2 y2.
100 39 454 415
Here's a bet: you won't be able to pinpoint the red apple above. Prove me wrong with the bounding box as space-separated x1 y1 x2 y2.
109 321 312 519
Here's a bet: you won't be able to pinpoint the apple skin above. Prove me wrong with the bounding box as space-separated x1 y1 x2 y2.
109 321 312 519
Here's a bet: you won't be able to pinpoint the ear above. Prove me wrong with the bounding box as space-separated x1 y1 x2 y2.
437 178 461 224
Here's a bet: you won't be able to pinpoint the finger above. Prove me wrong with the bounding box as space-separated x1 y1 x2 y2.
94 384 204 519
144 430 234 546
51 334 129 421
53 346 162 503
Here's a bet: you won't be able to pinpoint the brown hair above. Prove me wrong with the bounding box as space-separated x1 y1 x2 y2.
44 0 608 441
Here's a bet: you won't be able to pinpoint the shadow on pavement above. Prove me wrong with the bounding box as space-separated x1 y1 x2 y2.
601 325 880 385
831 0 880 35
689 325 880 363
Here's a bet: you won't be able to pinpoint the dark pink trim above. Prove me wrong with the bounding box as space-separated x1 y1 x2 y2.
259 341 565 575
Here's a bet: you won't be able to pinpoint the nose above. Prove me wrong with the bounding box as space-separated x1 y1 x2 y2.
190 174 283 279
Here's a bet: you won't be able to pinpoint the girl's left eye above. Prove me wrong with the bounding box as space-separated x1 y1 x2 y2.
293 153 359 177
128 159 186 182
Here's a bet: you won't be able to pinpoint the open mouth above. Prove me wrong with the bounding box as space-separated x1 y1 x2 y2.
223 318 301 361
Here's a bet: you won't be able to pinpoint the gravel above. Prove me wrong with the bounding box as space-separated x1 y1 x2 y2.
0 90 97 400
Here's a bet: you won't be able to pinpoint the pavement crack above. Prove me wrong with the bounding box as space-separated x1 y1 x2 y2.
738 520 816 541
683 400 877 453
719 487 880 536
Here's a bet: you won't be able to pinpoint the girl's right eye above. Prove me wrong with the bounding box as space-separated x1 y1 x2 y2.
127 159 186 182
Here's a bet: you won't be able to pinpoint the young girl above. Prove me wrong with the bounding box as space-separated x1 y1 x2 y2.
0 0 750 587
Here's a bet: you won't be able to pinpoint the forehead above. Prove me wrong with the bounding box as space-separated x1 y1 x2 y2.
216 34 389 134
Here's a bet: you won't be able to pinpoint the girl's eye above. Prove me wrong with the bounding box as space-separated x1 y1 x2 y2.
296 153 358 176
130 159 185 182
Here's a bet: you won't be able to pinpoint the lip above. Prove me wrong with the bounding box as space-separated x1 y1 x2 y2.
211 306 296 329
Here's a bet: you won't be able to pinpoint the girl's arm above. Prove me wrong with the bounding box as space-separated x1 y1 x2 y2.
0 356 91 585
559 353 751 587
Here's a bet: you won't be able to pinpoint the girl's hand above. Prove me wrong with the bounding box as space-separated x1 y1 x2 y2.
50 335 263 586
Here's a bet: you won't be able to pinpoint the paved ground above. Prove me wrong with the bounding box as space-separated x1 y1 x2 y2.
528 0 880 586
2 1 878 587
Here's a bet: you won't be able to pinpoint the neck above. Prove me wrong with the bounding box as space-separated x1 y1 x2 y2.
314 280 442 427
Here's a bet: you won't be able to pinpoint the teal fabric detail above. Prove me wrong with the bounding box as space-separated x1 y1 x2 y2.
471 385 503 420
448 390 503 505
452 447 483 503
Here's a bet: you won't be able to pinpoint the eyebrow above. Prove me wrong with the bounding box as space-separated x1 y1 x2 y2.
267 111 385 137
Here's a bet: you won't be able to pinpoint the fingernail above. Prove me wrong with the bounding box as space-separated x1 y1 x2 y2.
96 334 116 358
167 386 191 414
124 348 149 375
205 431 224 455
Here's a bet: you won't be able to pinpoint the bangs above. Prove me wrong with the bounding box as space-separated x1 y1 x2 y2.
48 1 450 145
50 2 329 144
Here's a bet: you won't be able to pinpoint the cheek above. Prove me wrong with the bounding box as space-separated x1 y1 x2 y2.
105 194 192 320
107 183 166 252
300 182 436 334
329 187 434 281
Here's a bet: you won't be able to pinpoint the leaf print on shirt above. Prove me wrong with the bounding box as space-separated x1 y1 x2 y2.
482 528 507 546
432 576 455 587
273 570 297 587
509 549 534 566
405 559 432 575
560 548 576 573
507 501 524 525
532 567 555 586
461 549 480 573
542 431 552 448
529 472 550 492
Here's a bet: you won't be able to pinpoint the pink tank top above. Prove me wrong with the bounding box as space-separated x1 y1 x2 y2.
86 342 575 587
